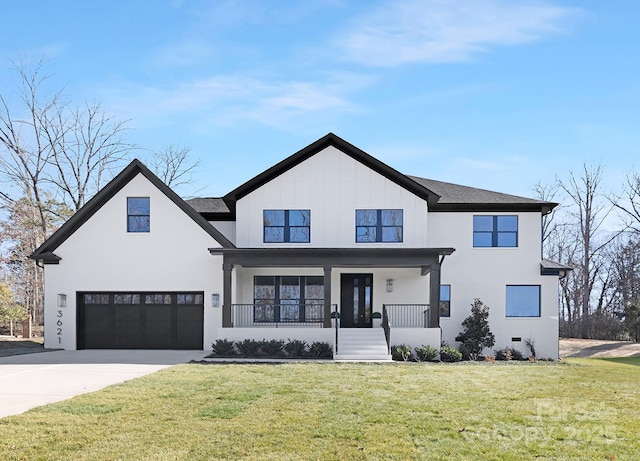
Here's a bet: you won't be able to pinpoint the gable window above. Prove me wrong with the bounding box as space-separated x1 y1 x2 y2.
254 276 324 322
440 285 451 317
473 215 517 247
356 209 403 243
127 197 150 233
263 210 310 243
506 285 541 317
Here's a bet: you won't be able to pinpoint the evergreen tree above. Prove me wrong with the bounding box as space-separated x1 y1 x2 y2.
455 298 495 360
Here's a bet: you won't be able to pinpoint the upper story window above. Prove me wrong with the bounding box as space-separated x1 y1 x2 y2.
473 215 517 247
127 197 150 233
263 210 310 243
440 284 451 318
356 209 403 243
506 285 540 317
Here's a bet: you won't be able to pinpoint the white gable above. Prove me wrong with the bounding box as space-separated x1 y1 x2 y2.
234 145 429 248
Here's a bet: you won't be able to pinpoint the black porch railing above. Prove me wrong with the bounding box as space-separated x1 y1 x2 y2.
232 304 337 328
383 304 431 328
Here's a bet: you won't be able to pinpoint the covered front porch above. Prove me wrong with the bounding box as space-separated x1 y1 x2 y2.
208 247 454 355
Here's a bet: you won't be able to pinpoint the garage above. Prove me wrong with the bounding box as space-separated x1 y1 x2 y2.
78 292 204 349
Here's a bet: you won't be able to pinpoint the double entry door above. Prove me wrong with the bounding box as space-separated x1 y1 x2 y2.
340 274 373 328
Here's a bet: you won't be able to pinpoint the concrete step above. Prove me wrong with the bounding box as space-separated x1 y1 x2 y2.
335 328 391 361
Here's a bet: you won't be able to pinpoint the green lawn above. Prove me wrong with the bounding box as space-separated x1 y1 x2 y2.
1 358 637 460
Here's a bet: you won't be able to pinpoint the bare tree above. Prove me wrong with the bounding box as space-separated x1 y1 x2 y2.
44 101 132 211
532 181 561 247
615 170 640 233
558 163 620 338
0 58 131 325
146 144 200 190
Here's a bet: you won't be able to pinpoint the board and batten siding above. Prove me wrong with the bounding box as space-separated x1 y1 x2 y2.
234 146 429 248
43 173 224 350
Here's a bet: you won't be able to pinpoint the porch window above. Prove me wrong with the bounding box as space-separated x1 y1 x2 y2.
356 209 403 242
473 215 517 247
264 210 310 243
440 285 451 317
253 276 324 322
506 285 540 317
127 197 150 233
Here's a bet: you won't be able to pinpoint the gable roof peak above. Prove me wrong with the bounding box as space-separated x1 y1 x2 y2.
31 158 234 262
222 133 440 211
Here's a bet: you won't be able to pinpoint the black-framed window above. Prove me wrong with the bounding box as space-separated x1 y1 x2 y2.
263 210 310 243
356 209 403 242
473 215 517 247
440 285 451 317
253 276 323 322
506 285 541 317
127 197 150 233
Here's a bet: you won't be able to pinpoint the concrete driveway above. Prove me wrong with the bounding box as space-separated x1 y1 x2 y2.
0 349 207 419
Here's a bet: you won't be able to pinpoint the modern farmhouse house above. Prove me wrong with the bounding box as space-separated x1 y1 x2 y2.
31 133 567 359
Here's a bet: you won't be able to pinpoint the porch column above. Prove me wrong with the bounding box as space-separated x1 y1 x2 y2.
323 265 332 328
428 263 441 328
222 263 233 327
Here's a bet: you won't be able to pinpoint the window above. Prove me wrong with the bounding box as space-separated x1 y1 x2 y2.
473 215 517 247
114 294 141 304
263 210 310 243
440 285 451 317
253 276 324 322
506 285 541 317
356 209 403 242
128 197 150 233
83 294 109 304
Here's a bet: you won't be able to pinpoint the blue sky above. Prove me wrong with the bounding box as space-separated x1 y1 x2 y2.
1 0 639 200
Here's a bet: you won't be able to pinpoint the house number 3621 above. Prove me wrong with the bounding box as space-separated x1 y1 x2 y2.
56 310 63 344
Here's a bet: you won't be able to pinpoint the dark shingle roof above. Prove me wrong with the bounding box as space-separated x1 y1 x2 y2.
408 176 553 207
187 134 557 217
185 197 230 214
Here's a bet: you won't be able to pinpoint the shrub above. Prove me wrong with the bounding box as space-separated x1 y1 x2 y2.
391 344 413 361
485 355 496 362
525 338 537 359
308 341 332 358
458 343 472 361
260 339 285 356
284 339 307 357
440 345 462 362
236 339 261 356
495 347 525 361
510 348 525 361
455 298 495 360
414 344 438 362
211 339 236 356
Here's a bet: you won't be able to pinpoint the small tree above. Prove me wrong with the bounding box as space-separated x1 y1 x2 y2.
0 283 28 335
455 298 495 360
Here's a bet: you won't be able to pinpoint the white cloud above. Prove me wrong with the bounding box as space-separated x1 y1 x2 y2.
100 71 374 131
336 0 579 67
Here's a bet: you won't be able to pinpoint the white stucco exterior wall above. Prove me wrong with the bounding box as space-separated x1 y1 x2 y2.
429 211 559 359
234 146 429 248
42 173 224 350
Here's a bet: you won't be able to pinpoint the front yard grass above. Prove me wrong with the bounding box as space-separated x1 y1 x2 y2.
1 358 638 460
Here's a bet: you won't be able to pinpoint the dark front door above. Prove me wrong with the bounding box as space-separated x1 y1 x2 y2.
340 274 373 328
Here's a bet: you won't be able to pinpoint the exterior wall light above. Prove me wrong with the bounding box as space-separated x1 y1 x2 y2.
386 279 393 293
57 294 67 308
211 293 220 307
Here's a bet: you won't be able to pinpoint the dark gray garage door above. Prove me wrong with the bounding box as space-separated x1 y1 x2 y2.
78 292 204 349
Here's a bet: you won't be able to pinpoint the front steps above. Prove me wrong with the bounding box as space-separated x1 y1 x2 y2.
334 328 392 361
